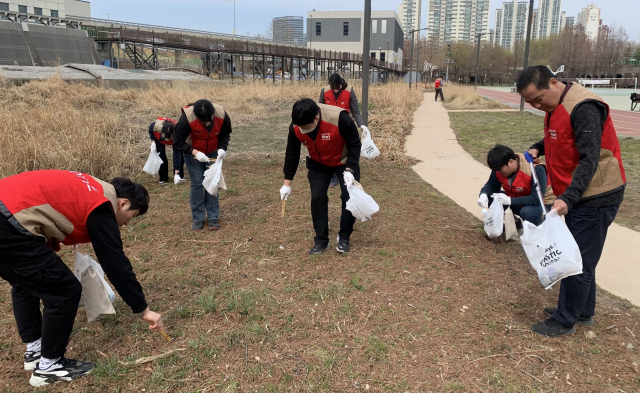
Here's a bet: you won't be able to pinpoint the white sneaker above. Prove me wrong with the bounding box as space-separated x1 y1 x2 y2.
29 357 94 387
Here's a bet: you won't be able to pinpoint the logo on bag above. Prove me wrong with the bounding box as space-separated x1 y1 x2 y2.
540 243 562 267
485 217 494 226
321 133 331 140
549 129 557 139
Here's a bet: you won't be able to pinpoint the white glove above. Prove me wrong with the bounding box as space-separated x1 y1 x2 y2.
195 151 209 163
360 125 369 135
151 141 156 150
477 193 489 209
492 193 511 206
280 185 291 200
174 174 181 185
217 149 227 160
343 171 355 189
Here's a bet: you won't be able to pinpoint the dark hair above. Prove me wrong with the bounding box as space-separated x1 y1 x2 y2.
161 121 175 140
328 73 347 90
189 99 215 123
516 65 555 93
292 98 320 126
487 144 517 172
111 177 149 215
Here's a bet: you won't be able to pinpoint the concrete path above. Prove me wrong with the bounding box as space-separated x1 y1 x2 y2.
446 109 520 113
406 97 640 307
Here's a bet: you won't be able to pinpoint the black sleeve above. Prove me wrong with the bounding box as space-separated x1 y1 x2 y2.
86 203 148 314
173 113 194 155
148 123 156 141
529 139 545 156
511 165 546 207
479 171 502 197
217 113 232 151
349 88 365 127
319 88 325 104
338 111 361 169
283 123 302 180
558 101 606 209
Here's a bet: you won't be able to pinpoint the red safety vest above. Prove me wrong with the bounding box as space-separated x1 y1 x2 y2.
182 103 226 154
544 83 626 197
0 170 118 251
294 104 347 168
435 80 441 89
495 154 556 206
323 86 351 113
152 117 177 145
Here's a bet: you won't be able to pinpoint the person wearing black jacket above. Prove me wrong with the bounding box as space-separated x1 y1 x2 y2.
280 99 361 255
0 171 162 387
173 99 232 231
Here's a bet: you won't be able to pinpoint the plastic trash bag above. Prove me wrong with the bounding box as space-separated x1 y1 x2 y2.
203 157 227 196
482 201 504 238
360 129 380 160
143 144 163 176
74 251 116 323
346 180 379 222
520 210 583 289
504 207 518 241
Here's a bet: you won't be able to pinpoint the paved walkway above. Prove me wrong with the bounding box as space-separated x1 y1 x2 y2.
406 96 640 306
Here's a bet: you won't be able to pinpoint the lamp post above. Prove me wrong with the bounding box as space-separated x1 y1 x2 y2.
408 27 430 89
362 0 372 124
223 0 236 36
474 32 489 89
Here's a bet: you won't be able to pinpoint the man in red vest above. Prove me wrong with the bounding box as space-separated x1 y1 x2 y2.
0 171 162 387
174 99 232 231
477 144 555 226
280 99 362 255
517 65 626 337
435 77 445 101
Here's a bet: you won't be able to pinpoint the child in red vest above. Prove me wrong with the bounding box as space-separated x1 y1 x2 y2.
477 144 554 226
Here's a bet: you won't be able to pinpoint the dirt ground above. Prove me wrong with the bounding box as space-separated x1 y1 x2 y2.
1 158 639 393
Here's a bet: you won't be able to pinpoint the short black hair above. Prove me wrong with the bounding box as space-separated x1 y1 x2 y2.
328 73 347 90
161 121 175 140
487 144 517 172
292 98 320 126
516 65 555 93
111 177 149 215
189 99 215 123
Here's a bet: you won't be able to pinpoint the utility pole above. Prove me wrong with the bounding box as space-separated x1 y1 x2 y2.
408 27 430 89
520 0 535 113
474 32 488 89
362 0 371 124
224 0 236 36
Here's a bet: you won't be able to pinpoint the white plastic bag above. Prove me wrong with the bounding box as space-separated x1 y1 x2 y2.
360 129 380 160
346 181 379 222
482 201 504 238
203 157 227 196
74 251 116 322
143 144 163 176
520 210 583 289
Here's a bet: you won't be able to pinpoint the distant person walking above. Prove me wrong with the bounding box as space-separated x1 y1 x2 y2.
435 77 445 101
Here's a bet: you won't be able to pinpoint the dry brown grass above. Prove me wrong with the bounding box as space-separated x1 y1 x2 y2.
0 78 422 179
441 83 512 110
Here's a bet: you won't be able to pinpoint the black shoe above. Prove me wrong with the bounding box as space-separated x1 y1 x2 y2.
336 237 350 253
544 307 594 326
192 222 204 231
531 318 576 337
30 357 94 387
208 220 220 230
309 243 330 255
329 176 339 188
24 351 41 371
158 181 167 185
514 217 523 231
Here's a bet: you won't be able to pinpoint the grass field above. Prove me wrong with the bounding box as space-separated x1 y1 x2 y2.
449 111 640 231
0 82 640 392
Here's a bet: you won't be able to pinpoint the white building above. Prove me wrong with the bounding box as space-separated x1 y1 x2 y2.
306 10 404 66
536 0 562 39
427 0 491 44
494 0 532 51
398 0 422 40
0 0 90 18
576 3 600 40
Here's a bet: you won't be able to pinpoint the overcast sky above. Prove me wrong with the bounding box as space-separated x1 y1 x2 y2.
89 0 639 43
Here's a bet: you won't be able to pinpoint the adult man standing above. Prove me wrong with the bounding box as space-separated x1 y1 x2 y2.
517 65 626 337
280 99 362 255
435 77 445 102
0 171 162 386
174 99 232 231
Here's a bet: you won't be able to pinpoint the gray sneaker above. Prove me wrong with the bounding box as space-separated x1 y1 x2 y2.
309 243 330 255
30 357 94 387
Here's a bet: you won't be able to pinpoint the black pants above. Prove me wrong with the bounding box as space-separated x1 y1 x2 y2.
552 204 619 327
308 163 360 246
155 139 185 182
435 88 444 101
0 214 81 359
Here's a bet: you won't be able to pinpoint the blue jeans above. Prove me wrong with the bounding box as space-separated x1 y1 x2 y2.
184 151 220 225
510 205 544 226
553 204 619 327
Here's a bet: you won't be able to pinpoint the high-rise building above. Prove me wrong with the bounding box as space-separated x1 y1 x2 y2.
494 0 533 51
272 16 305 46
427 0 491 44
536 0 562 39
576 4 600 40
564 16 575 30
399 0 422 40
